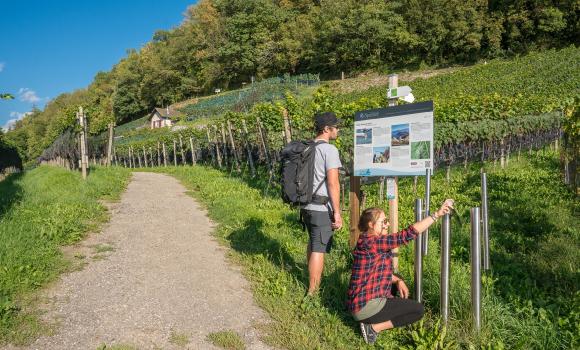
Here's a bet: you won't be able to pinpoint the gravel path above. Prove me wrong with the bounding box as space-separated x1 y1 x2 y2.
6 172 271 350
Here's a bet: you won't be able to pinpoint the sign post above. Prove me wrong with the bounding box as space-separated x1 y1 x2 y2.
387 75 400 270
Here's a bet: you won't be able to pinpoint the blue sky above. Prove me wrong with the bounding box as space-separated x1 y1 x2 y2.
0 0 196 130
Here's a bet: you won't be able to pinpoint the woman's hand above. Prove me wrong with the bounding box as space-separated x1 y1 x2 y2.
396 280 409 299
435 199 454 218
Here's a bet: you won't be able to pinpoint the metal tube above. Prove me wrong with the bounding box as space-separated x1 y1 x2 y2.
440 213 451 323
470 207 481 331
414 198 423 303
481 172 490 270
423 168 431 256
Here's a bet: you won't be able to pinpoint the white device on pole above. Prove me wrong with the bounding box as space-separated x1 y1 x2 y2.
401 92 415 103
387 86 412 99
388 86 415 103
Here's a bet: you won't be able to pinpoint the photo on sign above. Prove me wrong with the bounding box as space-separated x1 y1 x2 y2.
356 128 372 144
411 141 431 159
391 124 409 146
372 146 390 164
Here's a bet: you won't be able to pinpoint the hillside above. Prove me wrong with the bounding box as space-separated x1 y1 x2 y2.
90 47 578 175
4 0 579 165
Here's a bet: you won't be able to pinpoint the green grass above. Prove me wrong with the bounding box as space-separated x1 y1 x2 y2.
0 165 131 344
169 330 190 347
96 343 138 350
207 330 246 350
154 147 578 349
92 243 115 254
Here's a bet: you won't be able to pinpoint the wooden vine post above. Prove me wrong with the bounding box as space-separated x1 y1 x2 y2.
227 120 240 172
137 150 142 168
255 117 266 161
106 122 114 167
142 145 148 167
256 117 272 170
241 119 256 177
282 108 292 144
179 134 186 165
162 143 168 167
189 136 196 165
206 127 216 166
173 140 178 166
129 146 134 168
77 107 88 179
213 126 223 168
157 142 161 166
220 123 228 165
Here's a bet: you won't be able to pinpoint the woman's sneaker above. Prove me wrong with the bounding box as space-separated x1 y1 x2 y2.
360 322 377 344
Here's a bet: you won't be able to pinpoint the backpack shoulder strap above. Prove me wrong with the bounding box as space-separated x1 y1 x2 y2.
311 140 328 196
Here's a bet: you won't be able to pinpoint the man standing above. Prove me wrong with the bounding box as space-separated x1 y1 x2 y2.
301 112 343 296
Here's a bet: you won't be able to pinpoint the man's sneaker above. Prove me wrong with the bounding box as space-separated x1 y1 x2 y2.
360 322 378 344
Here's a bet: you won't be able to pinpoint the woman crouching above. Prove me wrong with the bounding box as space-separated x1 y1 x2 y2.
347 199 454 344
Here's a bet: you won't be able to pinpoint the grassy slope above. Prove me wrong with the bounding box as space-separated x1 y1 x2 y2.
0 166 131 344
156 148 578 349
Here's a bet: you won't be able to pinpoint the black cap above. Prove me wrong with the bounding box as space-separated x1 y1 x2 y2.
314 112 342 129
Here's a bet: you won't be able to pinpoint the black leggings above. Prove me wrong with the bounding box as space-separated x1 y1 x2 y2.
359 298 425 328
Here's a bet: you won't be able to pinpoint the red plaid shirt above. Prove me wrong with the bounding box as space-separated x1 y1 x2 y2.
346 225 418 313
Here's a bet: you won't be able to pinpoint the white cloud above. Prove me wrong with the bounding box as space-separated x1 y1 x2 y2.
2 111 32 131
18 88 42 103
0 62 4 72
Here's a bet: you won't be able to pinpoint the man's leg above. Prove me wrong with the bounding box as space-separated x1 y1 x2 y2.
307 251 325 295
303 209 332 295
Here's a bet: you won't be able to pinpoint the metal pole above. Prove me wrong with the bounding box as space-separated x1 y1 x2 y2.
414 198 423 303
481 172 490 271
423 168 431 256
470 207 481 331
440 213 451 323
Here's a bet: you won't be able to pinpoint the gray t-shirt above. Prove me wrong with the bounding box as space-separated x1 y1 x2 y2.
303 140 342 212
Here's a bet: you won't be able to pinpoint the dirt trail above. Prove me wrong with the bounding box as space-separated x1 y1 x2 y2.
6 172 271 350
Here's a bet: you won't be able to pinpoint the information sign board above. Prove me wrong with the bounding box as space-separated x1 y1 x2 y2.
353 101 434 176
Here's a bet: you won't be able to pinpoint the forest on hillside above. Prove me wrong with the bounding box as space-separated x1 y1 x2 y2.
2 0 579 165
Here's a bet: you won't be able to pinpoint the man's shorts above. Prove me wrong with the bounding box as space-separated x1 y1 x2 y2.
301 209 334 253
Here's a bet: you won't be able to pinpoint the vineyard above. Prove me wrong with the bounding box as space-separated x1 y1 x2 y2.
5 47 579 348
178 73 320 120
41 46 577 183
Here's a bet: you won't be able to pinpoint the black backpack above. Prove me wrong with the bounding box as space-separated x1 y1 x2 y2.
280 140 328 206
